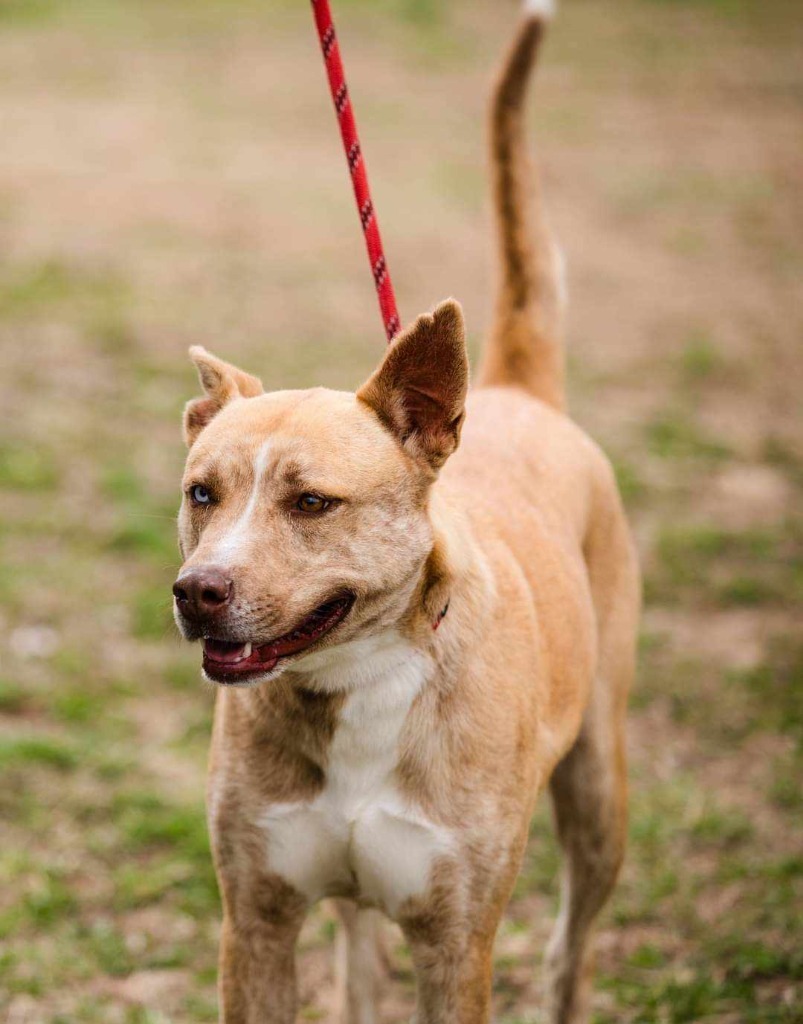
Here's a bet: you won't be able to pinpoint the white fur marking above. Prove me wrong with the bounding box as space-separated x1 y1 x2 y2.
213 440 272 561
523 0 555 18
259 636 454 915
295 629 422 692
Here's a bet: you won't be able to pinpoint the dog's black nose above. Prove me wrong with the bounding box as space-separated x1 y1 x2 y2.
173 568 233 620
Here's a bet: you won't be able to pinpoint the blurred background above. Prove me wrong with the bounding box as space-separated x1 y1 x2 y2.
1 0 801 1021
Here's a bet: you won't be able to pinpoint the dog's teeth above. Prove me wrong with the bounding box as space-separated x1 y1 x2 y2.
241 643 252 659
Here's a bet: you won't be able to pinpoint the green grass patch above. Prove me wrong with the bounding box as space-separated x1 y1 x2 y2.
113 791 209 858
612 455 648 506
763 437 803 488
0 868 78 938
132 583 175 640
679 332 723 382
48 647 92 683
183 992 219 1021
515 803 561 902
646 520 803 608
689 806 753 846
118 856 218 917
92 753 137 783
83 921 136 977
628 943 668 970
395 0 442 28
0 734 78 771
646 410 731 461
0 0 63 24
643 0 749 14
103 790 218 914
0 678 30 714
164 655 202 691
100 465 147 504
106 517 177 562
113 791 212 858
0 443 59 492
716 575 782 606
100 462 178 564
727 635 803 746
769 752 803 814
50 688 96 724
0 258 127 320
636 619 803 746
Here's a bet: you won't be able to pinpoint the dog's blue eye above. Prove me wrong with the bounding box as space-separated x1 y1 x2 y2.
190 484 212 505
296 493 330 514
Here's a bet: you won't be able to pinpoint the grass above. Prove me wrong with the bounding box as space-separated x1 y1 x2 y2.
0 0 801 1020
0 679 29 714
0 735 79 772
646 519 803 607
645 410 732 462
0 443 59 491
679 331 722 382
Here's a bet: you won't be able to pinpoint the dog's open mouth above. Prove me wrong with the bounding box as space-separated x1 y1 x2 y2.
202 594 354 684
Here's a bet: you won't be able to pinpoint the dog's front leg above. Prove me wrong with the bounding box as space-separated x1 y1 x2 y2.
400 910 496 1024
218 881 306 1024
408 932 496 1024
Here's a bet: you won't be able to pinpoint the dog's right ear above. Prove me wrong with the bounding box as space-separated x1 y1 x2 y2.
183 346 264 446
357 299 469 474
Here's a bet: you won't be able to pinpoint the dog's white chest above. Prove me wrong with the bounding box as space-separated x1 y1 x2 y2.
258 640 452 916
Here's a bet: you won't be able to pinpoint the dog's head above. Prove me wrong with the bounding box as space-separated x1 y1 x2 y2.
173 299 468 687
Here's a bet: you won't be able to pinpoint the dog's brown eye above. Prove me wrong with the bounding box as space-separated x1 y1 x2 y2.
296 493 330 514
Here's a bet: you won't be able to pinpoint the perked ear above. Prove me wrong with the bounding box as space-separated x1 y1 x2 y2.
357 299 469 472
183 346 264 446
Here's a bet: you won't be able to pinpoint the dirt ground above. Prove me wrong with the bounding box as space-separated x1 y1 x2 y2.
1 0 801 1021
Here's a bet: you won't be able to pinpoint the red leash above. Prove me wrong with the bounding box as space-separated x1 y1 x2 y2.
310 0 401 343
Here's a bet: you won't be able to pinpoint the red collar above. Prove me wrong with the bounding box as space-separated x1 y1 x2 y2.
433 600 450 631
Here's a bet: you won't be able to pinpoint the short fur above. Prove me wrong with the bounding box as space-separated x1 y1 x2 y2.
478 14 566 409
173 9 639 1024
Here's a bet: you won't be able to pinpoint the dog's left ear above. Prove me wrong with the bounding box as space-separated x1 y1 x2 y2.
357 299 469 472
183 346 264 446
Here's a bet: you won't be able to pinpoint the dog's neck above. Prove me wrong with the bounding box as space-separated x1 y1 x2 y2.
291 628 429 694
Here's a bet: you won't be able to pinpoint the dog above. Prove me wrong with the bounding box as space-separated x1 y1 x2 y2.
172 3 640 1022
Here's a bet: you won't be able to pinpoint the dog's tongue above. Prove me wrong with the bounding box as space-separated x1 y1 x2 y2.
204 639 252 664
203 638 280 676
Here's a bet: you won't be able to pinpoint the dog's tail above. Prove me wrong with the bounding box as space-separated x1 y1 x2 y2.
477 0 566 411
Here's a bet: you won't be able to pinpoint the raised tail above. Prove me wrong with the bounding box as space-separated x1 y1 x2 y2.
477 0 566 410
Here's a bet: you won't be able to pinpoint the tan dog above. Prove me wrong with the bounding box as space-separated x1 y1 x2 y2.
173 5 639 1023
